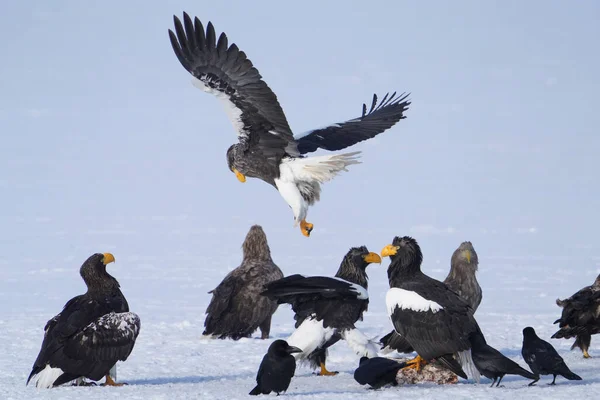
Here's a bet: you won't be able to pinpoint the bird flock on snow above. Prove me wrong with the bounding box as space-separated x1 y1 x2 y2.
25 11 599 395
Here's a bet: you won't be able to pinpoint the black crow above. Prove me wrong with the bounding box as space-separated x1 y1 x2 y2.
522 327 582 385
249 340 302 395
353 356 407 389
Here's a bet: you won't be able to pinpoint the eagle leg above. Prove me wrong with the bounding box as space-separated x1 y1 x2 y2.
300 220 313 237
402 355 427 373
102 375 126 387
317 362 338 376
583 349 591 358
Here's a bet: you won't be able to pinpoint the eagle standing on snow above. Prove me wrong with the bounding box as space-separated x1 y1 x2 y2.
27 253 140 388
262 247 381 375
168 13 410 237
552 274 600 358
381 236 483 380
380 240 482 354
203 225 284 340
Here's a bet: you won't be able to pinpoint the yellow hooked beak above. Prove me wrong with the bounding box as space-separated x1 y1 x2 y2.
102 253 115 265
381 245 399 257
465 249 471 264
233 168 246 183
363 252 382 264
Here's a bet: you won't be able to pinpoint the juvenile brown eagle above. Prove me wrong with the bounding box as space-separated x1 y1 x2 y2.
381 236 484 381
168 13 410 237
381 240 482 354
27 253 140 388
552 274 600 358
262 246 381 375
204 225 284 340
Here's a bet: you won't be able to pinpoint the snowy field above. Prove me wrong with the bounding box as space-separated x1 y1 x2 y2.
2 1 600 399
1 218 599 400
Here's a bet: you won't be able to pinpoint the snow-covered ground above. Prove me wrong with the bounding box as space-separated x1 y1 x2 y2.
1 218 598 400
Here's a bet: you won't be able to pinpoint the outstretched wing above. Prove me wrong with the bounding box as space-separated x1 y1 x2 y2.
63 312 141 362
262 274 368 329
296 92 410 154
169 13 299 157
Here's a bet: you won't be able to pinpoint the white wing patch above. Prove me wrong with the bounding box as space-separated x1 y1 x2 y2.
386 288 444 315
286 316 335 361
192 77 245 136
86 311 140 337
332 277 368 300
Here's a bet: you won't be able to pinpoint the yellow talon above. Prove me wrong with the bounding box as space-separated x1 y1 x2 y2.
102 375 126 387
317 362 338 376
583 350 591 358
300 220 313 237
402 355 427 373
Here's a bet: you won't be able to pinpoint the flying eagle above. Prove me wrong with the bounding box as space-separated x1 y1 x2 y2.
262 246 381 375
381 236 483 381
552 274 600 358
203 225 284 340
27 253 140 388
168 13 410 237
380 240 482 354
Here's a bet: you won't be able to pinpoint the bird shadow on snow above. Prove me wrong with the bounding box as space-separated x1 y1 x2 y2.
126 373 249 386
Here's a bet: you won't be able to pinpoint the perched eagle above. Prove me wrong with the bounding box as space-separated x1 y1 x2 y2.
381 236 483 381
380 240 482 354
262 246 381 375
203 225 284 339
552 274 600 358
168 13 410 237
27 253 140 388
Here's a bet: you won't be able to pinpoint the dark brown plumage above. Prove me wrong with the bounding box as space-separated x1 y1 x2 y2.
552 274 600 358
381 241 482 355
204 225 284 340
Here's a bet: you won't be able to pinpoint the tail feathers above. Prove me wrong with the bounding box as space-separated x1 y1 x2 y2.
436 355 468 380
289 152 361 184
27 364 65 388
379 330 414 354
559 364 582 381
249 385 263 395
341 328 379 358
457 350 481 383
552 326 586 339
511 365 538 380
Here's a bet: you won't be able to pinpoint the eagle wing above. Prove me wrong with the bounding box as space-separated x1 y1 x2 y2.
262 274 368 329
386 278 479 361
169 13 299 160
296 92 410 154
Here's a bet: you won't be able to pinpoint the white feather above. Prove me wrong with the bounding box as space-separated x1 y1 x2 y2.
386 288 444 315
331 277 368 300
274 176 308 225
457 349 481 383
341 328 379 358
30 364 66 389
192 77 245 136
286 317 335 360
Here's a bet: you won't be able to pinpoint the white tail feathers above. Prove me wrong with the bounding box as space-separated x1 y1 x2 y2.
341 328 379 358
30 365 65 388
293 152 362 183
457 349 480 383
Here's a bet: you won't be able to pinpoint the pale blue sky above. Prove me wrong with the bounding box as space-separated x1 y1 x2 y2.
0 1 599 273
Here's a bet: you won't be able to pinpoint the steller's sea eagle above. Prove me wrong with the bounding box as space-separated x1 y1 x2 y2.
552 274 600 358
262 246 381 375
381 236 484 381
168 13 410 237
27 253 140 388
380 240 482 355
203 225 284 340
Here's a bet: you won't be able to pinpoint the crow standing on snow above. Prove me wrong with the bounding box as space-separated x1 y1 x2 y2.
27 253 140 388
249 340 302 395
522 327 582 385
262 247 381 375
203 225 283 340
470 332 538 387
353 356 407 389
381 236 483 381
380 241 482 354
169 13 410 237
552 274 600 358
